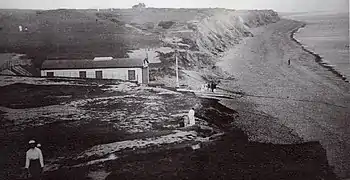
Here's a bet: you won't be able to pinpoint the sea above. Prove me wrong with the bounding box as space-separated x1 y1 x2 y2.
285 12 350 82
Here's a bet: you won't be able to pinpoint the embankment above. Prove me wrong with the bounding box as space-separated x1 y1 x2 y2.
194 10 280 56
152 9 281 87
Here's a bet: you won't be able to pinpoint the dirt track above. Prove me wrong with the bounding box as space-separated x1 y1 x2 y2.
217 19 350 178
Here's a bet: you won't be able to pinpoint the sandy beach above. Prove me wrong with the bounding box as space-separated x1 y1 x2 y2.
217 19 350 178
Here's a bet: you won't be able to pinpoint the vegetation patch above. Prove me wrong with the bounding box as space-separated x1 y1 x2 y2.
158 21 176 29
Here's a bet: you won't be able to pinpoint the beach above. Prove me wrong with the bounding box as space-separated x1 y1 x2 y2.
285 12 350 82
217 19 350 178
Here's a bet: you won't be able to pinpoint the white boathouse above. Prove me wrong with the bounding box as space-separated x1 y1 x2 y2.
41 57 149 84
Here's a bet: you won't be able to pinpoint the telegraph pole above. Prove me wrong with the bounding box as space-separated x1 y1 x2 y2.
172 37 187 88
175 48 179 88
173 38 180 88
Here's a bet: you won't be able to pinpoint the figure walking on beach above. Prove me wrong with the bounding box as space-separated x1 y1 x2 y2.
210 82 214 92
210 81 217 93
25 140 44 180
288 59 291 65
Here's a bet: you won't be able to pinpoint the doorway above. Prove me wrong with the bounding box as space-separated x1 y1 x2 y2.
128 70 136 81
95 71 103 79
79 71 87 78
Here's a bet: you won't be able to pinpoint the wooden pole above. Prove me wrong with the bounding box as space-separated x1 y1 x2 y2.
175 47 179 88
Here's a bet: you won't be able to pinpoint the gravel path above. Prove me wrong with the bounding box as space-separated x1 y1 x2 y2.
217 19 350 178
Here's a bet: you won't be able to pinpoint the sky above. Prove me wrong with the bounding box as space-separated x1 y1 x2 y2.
0 0 349 12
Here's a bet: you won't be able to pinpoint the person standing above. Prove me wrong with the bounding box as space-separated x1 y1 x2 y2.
187 108 195 126
288 59 291 65
25 140 44 180
210 82 214 92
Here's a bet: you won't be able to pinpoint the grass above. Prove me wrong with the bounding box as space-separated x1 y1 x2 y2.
0 9 134 62
0 78 201 179
0 8 213 64
0 83 108 108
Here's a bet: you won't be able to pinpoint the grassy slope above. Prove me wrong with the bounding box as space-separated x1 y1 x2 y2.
0 9 129 62
0 8 211 59
0 9 278 70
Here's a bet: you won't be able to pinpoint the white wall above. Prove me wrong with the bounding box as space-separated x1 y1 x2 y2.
41 68 143 84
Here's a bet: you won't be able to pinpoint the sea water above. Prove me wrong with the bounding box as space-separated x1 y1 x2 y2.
287 12 350 81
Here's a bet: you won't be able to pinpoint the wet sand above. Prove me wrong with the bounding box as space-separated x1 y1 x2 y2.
217 19 350 178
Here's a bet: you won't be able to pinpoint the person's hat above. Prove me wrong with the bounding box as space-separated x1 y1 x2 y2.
28 140 36 144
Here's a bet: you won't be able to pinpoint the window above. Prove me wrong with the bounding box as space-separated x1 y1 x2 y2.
46 72 54 77
128 70 136 81
95 71 103 79
79 71 86 78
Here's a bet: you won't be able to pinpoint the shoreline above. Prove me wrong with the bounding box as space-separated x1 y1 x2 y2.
215 19 350 178
290 23 349 83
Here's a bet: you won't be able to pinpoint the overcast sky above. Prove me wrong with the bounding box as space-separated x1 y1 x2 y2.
0 0 349 12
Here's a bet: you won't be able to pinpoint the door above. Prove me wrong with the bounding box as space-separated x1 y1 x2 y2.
128 70 136 81
142 67 149 84
79 71 86 78
46 72 54 77
95 71 103 79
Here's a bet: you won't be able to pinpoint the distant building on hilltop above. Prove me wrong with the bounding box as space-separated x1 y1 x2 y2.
40 57 149 84
132 3 146 10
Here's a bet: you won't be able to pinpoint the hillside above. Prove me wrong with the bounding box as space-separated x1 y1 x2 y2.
0 8 279 79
